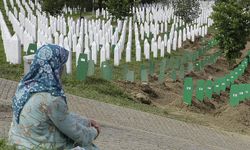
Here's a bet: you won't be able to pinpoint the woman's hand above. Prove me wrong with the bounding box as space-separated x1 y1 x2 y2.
90 119 100 139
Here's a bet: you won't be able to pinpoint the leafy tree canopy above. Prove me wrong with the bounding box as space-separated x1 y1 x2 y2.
211 0 250 64
172 0 201 24
106 0 138 20
41 0 65 16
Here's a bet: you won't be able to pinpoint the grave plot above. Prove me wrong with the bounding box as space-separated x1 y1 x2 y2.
183 54 250 106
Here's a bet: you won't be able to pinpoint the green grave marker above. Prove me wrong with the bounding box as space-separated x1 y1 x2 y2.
171 69 176 81
174 57 180 69
179 65 185 80
220 78 227 92
195 62 201 71
158 70 165 83
27 43 37 55
123 64 129 80
101 61 112 81
76 54 88 81
225 75 231 87
141 65 148 82
165 59 170 70
183 78 193 105
205 80 213 99
246 84 250 100
159 60 166 83
187 53 192 62
230 85 240 107
87 60 95 76
214 79 221 95
238 67 244 76
187 63 193 73
229 72 235 83
234 70 239 79
192 53 196 62
149 60 155 76
238 84 245 102
126 70 135 82
196 80 205 101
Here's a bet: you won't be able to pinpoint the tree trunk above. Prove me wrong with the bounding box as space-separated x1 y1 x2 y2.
98 0 103 9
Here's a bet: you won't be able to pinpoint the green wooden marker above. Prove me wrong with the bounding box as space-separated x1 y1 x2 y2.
214 79 221 95
187 63 193 73
220 78 227 92
230 85 240 107
225 75 231 87
229 71 235 83
195 61 201 71
27 43 37 55
171 69 176 82
183 78 193 105
196 80 205 101
123 64 129 80
76 54 88 81
205 80 213 99
126 70 135 82
238 84 245 102
87 60 95 76
179 65 185 80
158 60 166 83
246 84 250 100
101 61 112 81
141 65 148 82
149 60 155 76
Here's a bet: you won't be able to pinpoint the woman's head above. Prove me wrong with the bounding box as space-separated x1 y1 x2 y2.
29 44 69 84
13 44 69 123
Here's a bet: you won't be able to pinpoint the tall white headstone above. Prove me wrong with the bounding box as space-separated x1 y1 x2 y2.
100 46 106 67
114 46 120 66
91 41 97 64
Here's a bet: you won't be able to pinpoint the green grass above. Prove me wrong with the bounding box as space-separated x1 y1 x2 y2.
0 139 17 150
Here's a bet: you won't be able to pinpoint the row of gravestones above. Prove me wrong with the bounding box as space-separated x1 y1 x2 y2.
167 39 219 81
183 51 250 106
0 10 21 65
76 39 219 82
194 51 222 71
230 84 250 107
5 0 212 71
25 38 219 82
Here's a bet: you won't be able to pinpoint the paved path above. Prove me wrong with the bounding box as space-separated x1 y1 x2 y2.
0 78 250 150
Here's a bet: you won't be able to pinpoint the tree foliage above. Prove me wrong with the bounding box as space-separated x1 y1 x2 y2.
172 0 201 24
140 0 157 4
41 0 65 16
106 0 138 20
211 0 250 64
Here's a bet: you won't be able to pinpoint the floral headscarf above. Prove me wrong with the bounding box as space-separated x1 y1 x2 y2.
12 44 69 124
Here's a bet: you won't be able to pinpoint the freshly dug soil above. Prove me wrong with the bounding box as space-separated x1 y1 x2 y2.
115 41 250 135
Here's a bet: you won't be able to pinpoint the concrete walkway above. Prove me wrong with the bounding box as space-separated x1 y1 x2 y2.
0 78 250 150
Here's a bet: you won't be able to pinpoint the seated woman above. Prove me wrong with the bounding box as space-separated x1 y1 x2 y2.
8 44 100 150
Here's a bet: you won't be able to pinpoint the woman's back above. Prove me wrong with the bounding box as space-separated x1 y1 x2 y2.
9 93 70 149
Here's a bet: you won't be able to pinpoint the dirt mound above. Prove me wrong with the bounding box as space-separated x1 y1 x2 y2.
115 42 250 135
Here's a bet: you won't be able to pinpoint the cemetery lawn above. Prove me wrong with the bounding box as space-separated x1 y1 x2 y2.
0 139 16 150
